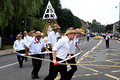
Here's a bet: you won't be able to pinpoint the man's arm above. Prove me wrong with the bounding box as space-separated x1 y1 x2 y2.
68 50 71 59
44 47 50 52
48 43 52 50
52 51 57 63
25 46 28 56
76 44 83 54
47 33 52 49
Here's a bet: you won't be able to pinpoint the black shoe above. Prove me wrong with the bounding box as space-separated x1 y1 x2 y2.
35 76 40 79
20 66 22 68
31 73 35 79
20 65 23 68
25 60 27 62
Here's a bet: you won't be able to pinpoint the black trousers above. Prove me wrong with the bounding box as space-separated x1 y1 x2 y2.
16 50 25 67
106 40 109 48
24 57 27 61
44 57 67 80
31 54 43 77
47 48 54 75
67 54 77 80
48 48 53 60
87 37 89 42
17 55 24 67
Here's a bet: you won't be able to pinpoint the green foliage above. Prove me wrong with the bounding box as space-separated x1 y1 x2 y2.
30 17 45 31
58 8 74 32
0 0 83 45
90 19 105 33
0 0 43 45
73 16 82 28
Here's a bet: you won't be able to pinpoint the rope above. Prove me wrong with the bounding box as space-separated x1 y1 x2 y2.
12 51 53 62
11 37 120 69
12 51 120 68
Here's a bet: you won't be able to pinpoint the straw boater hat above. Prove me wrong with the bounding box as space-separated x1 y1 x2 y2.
16 34 22 39
35 31 42 36
53 24 61 29
68 27 74 30
75 28 82 34
29 31 34 36
79 29 85 34
64 30 76 36
23 31 28 34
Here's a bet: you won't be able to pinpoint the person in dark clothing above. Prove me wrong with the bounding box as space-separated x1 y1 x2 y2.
87 33 90 42
10 34 13 45
105 32 110 48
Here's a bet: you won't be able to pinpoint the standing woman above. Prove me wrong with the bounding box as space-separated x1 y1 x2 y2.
13 34 25 68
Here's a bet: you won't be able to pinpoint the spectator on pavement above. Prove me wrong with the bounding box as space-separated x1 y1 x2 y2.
10 34 13 45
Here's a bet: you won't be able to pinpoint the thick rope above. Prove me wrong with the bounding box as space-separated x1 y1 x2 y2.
12 51 120 68
11 38 120 69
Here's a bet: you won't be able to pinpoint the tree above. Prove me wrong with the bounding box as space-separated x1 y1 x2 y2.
90 19 105 33
58 8 74 32
73 16 82 28
0 0 43 45
0 0 43 33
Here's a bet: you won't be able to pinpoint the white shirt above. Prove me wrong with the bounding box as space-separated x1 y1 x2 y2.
105 35 110 40
47 31 60 47
13 39 25 50
52 36 70 59
70 36 79 54
23 35 29 45
43 37 49 48
26 37 46 54
28 36 35 41
43 37 48 44
27 36 35 47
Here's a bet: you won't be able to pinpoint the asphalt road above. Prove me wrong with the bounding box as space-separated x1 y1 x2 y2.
0 37 120 80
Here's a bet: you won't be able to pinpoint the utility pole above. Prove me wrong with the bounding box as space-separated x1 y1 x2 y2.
118 2 120 32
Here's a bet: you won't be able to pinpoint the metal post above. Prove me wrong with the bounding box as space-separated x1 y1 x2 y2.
0 37 1 49
119 2 120 27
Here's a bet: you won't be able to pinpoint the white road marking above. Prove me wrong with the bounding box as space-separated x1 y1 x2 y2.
117 41 120 43
0 62 18 69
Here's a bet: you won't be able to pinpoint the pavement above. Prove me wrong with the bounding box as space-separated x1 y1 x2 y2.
0 49 14 56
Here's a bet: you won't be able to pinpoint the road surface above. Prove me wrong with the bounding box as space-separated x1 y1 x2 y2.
0 37 120 80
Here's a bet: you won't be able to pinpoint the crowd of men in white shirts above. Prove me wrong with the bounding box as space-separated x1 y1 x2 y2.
13 24 84 80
